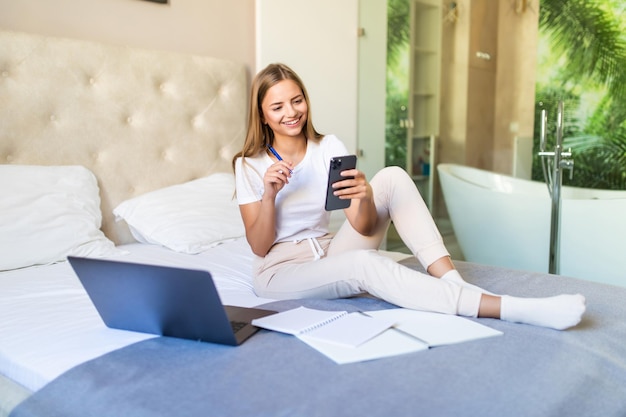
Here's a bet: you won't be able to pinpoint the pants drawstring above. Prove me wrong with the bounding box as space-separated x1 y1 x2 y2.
307 237 325 260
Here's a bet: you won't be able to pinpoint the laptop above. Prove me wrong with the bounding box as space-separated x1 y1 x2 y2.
67 256 276 346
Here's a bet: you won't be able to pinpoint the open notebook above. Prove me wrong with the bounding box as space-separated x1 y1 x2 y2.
251 306 395 347
255 306 503 364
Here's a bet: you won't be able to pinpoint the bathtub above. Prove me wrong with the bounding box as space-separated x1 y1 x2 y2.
437 163 626 287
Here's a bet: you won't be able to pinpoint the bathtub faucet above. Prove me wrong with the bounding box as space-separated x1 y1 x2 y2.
537 101 574 274
538 105 574 189
539 148 574 180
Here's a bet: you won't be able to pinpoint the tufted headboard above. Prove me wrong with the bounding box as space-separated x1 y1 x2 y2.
0 30 247 245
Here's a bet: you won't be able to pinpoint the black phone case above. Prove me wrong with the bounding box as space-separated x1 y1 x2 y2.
324 155 357 211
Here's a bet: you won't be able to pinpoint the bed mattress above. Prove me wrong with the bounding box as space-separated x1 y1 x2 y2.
7 259 626 417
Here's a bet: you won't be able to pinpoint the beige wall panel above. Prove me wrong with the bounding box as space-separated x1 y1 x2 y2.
0 0 255 73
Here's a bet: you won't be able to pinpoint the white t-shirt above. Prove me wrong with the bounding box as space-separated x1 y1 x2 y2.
235 134 349 243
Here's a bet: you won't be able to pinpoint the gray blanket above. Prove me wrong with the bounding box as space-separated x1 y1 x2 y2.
10 261 626 417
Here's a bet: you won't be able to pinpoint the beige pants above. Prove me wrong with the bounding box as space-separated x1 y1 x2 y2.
253 166 481 316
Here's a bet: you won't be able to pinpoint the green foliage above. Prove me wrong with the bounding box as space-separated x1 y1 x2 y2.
385 87 408 168
385 0 410 168
579 96 626 189
540 0 626 101
535 0 626 190
533 86 626 190
386 0 410 68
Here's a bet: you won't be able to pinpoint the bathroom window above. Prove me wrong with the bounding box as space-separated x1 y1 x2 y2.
385 0 625 201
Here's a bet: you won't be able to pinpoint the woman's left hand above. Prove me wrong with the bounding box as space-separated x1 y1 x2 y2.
332 169 373 202
337 169 377 236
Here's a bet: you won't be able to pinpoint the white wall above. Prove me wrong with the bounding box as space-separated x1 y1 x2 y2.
357 0 387 179
256 0 360 156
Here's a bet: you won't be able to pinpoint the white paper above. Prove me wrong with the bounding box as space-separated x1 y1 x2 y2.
298 308 502 364
298 327 429 364
366 309 503 346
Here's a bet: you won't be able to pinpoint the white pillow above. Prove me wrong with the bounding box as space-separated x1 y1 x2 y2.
113 173 245 254
0 165 121 271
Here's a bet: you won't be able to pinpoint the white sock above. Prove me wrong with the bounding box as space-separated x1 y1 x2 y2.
500 294 586 330
441 270 495 295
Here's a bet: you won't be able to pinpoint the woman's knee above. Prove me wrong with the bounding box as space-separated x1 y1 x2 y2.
371 166 414 190
372 165 407 182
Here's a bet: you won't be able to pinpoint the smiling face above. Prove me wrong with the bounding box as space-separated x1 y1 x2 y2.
260 79 308 142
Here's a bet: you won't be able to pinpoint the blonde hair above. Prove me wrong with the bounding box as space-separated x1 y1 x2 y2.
232 63 322 169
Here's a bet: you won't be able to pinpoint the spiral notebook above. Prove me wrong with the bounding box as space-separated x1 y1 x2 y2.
251 306 394 348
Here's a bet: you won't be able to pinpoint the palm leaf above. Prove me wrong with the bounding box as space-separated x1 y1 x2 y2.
540 0 626 100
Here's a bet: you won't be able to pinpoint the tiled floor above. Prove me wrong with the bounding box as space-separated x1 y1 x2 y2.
385 217 465 261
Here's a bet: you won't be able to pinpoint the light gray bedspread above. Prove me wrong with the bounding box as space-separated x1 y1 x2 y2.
9 260 626 417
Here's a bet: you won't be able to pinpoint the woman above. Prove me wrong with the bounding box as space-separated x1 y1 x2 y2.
232 63 585 330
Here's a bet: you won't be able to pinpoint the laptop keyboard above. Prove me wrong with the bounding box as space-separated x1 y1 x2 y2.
230 320 247 333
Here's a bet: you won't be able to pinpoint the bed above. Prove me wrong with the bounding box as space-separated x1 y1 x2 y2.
1 29 626 417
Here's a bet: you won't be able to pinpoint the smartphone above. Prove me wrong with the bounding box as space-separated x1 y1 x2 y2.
324 155 357 211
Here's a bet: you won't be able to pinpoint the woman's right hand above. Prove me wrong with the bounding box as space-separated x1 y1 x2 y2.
263 161 293 198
